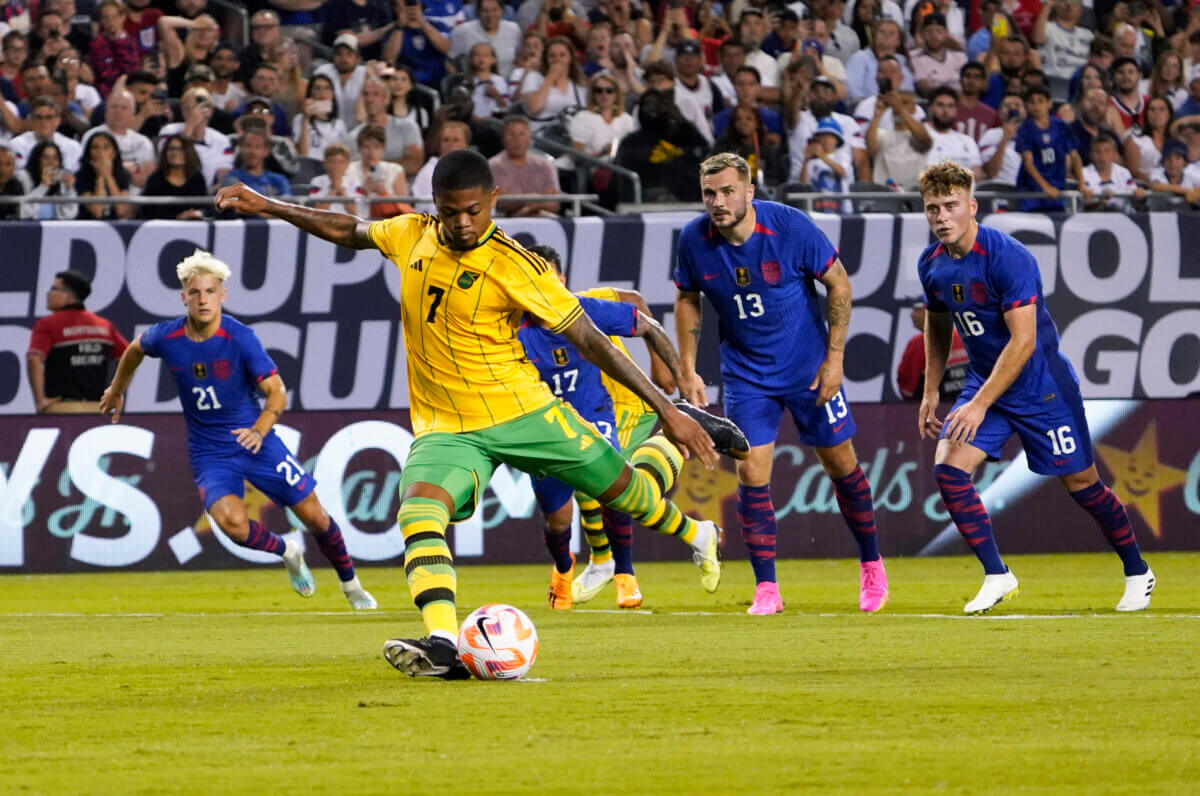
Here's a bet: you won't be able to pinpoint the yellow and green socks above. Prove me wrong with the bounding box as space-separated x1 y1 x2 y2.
607 436 699 545
398 497 458 640
575 492 613 565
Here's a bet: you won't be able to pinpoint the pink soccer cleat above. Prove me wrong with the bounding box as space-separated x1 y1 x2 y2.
747 581 784 615
859 559 889 612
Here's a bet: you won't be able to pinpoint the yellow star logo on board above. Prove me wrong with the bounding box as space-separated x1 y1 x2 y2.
672 459 740 522
1095 421 1186 539
193 482 274 534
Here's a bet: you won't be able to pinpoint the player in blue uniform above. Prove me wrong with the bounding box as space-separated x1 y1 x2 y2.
518 244 723 610
674 152 889 615
916 160 1154 613
99 250 377 610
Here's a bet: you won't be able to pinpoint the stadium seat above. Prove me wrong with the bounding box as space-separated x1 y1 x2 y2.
976 180 1016 213
291 157 325 190
850 181 909 213
773 181 810 203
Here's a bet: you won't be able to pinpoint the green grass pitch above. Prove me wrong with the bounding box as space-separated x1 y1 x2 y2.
2 552 1198 794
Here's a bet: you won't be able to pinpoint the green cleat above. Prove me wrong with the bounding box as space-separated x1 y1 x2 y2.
690 520 722 593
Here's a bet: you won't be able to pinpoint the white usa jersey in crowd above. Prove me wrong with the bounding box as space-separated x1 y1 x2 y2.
676 75 717 120
978 127 1021 184
1083 162 1136 210
788 110 863 183
926 127 982 172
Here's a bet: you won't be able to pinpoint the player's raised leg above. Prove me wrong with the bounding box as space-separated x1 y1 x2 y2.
207 493 315 598
288 492 377 610
1062 466 1154 610
813 439 888 613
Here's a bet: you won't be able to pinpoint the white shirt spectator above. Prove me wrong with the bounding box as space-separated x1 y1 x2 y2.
569 109 637 157
313 63 369 129
674 91 714 143
211 82 248 112
1138 79 1187 111
788 110 864 183
676 75 719 120
82 125 157 170
155 123 233 187
979 126 1021 184
745 49 779 88
292 114 349 161
900 0 965 42
803 150 853 212
711 71 736 107
470 73 511 119
9 131 83 171
1041 23 1094 80
348 159 406 215
74 83 102 115
854 96 926 130
449 19 523 75
776 51 849 88
1128 132 1163 177
514 71 587 130
0 99 20 143
926 127 982 172
1083 161 1136 209
1149 163 1200 189
308 171 364 213
908 48 967 91
412 155 438 214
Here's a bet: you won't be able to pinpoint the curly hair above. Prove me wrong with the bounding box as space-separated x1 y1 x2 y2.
918 159 974 198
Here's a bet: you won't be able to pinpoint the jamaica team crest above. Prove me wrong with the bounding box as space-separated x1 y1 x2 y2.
735 267 751 286
457 270 480 289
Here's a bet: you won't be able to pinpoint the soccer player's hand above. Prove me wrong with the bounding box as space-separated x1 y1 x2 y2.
678 371 707 407
942 398 986 447
661 408 719 470
232 428 264 454
215 182 271 215
918 392 943 440
98 386 123 423
809 355 843 406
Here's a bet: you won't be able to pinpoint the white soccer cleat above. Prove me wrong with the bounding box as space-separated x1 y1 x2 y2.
571 558 615 603
690 520 722 593
1116 568 1155 612
964 570 1018 614
341 576 378 610
282 538 316 598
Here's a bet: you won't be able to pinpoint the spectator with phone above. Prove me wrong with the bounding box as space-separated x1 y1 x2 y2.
463 42 511 120
232 101 299 178
208 43 248 112
347 124 409 218
854 55 926 130
51 47 101 119
308 142 362 214
865 80 931 189
156 86 234 188
449 0 522 76
294 74 347 160
1033 0 1093 81
845 18 913 104
980 90 1026 183
383 0 452 88
313 33 368 129
18 139 78 219
346 76 423 176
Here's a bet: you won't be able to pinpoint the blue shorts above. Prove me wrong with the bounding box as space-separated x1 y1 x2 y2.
942 386 1094 476
724 386 857 449
533 413 618 515
192 432 317 511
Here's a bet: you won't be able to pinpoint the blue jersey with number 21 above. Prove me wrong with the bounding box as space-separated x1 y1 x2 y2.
140 315 279 458
674 200 838 395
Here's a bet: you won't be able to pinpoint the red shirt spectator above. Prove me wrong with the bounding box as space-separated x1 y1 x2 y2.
27 271 128 408
896 305 970 400
124 0 165 54
90 0 142 98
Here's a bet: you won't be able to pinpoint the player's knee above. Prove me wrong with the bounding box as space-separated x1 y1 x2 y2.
933 463 970 494
544 503 574 534
736 457 771 486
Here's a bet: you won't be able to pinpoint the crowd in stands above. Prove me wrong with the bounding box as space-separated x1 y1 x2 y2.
0 0 1199 219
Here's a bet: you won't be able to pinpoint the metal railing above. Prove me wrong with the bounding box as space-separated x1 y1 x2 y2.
533 135 642 208
781 190 1091 214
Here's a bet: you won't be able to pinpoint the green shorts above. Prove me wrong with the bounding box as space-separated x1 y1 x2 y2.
616 410 658 454
400 400 630 521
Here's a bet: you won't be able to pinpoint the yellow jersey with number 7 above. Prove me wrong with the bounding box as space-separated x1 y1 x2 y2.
368 214 584 436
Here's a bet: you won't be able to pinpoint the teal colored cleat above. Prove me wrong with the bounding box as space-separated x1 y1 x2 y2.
282 539 316 598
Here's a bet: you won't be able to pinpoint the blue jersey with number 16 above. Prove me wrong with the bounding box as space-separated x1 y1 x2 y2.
140 315 279 458
674 199 839 395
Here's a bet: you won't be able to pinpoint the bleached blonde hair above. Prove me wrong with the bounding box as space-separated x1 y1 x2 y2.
176 249 232 286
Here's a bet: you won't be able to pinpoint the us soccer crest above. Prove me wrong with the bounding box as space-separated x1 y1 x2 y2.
761 261 781 286
952 283 965 303
970 280 989 305
553 348 569 366
214 359 232 380
193 362 207 379
735 267 751 286
457 270 480 289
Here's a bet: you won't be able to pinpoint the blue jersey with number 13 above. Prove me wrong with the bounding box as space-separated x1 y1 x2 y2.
674 199 839 395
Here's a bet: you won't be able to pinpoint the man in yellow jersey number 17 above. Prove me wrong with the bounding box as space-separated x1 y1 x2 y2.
215 149 748 680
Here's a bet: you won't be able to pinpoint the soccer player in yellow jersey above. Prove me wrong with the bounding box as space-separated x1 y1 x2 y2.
216 149 733 680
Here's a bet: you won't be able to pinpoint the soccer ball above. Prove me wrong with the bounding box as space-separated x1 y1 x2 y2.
457 604 539 680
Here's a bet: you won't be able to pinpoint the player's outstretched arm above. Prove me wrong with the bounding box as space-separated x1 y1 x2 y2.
813 259 851 406
214 182 376 250
99 338 146 423
561 312 718 469
632 309 684 395
919 310 954 439
614 288 675 393
673 289 707 406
